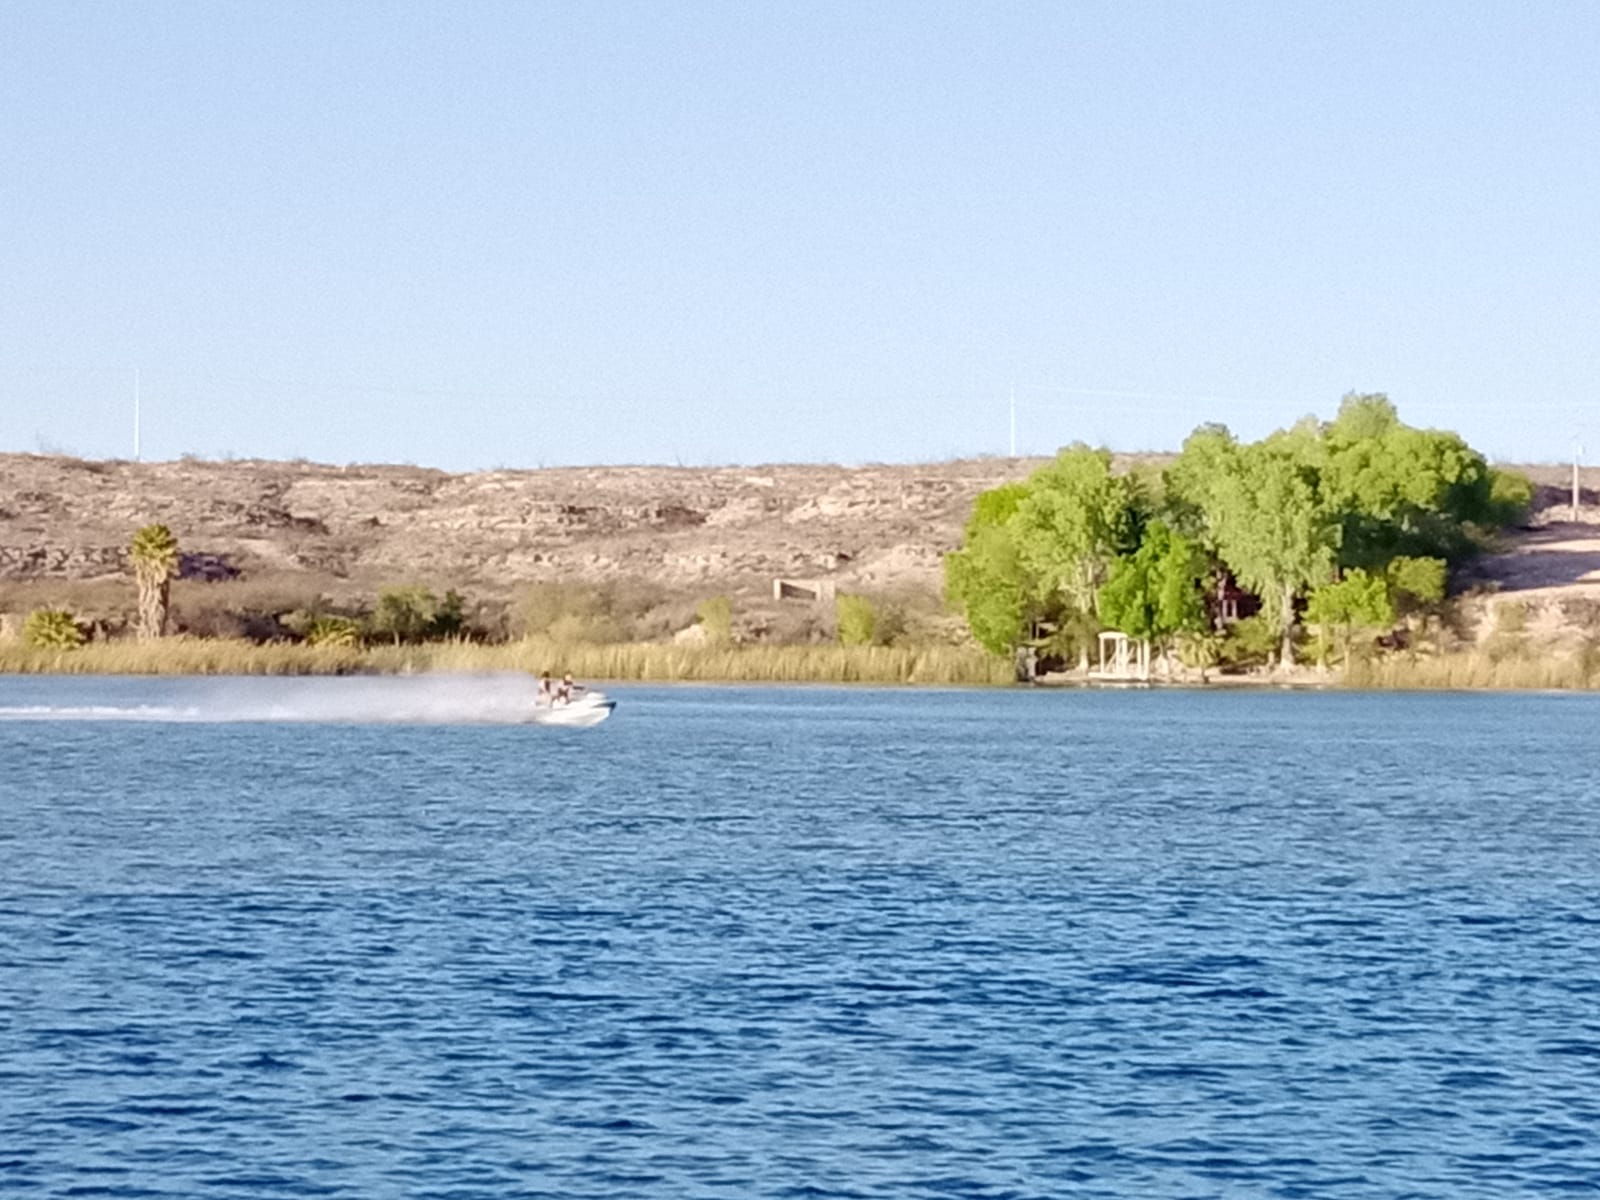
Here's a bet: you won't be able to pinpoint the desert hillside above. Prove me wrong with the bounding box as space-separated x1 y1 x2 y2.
6 452 1599 619
0 453 1064 599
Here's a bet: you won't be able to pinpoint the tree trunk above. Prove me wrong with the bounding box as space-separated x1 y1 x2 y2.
136 575 169 641
1279 582 1296 668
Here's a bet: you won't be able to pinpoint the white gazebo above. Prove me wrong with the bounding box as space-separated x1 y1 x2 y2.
1094 630 1150 681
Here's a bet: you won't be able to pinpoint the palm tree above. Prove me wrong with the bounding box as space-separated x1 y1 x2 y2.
130 523 179 640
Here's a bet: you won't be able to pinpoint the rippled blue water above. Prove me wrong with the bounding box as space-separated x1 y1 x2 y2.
3 677 1600 1198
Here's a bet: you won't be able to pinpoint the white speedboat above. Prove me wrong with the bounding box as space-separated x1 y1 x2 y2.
528 691 616 728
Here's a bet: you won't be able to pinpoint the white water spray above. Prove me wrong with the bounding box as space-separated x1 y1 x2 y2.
0 673 557 725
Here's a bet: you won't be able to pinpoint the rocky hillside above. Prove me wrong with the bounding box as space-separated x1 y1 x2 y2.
8 452 1598 620
0 453 1060 600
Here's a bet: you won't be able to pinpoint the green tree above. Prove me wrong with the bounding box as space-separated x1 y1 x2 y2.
23 608 84 649
1328 392 1400 441
1012 446 1139 620
1204 440 1338 667
1305 568 1395 666
129 523 179 641
370 585 439 645
944 482 1036 656
1096 523 1208 661
1322 413 1495 566
1164 423 1240 546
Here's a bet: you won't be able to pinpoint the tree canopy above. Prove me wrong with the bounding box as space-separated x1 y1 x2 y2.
946 396 1532 672
944 446 1141 658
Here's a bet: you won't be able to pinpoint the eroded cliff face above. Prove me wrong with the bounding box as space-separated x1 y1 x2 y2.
0 454 1047 596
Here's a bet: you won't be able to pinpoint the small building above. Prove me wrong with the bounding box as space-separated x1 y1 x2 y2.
1211 573 1261 627
772 578 838 605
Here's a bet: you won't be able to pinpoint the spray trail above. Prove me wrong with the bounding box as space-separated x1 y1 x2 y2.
0 673 558 725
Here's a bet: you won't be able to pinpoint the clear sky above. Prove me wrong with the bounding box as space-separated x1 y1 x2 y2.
2 1 1596 470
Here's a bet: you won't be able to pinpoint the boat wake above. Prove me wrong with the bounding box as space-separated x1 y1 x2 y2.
0 675 604 727
0 704 204 722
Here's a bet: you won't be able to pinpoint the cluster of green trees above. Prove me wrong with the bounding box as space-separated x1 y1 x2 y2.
291 586 468 647
945 395 1534 670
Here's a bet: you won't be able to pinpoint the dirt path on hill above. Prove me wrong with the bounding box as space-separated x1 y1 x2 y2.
1470 519 1600 603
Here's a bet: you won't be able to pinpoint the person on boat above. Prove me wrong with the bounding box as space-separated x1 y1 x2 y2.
535 671 554 706
554 672 583 705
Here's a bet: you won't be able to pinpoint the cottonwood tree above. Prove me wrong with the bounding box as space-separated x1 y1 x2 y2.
1011 447 1140 661
944 482 1034 656
1096 522 1209 668
1204 440 1339 667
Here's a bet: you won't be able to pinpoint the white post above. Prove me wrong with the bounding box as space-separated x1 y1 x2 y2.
1573 441 1583 521
1008 384 1016 457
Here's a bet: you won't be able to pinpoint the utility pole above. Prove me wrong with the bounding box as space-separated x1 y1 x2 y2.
1008 383 1016 457
1573 439 1583 522
133 368 141 461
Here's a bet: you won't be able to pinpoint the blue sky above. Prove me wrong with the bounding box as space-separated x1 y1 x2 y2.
2 2 1596 469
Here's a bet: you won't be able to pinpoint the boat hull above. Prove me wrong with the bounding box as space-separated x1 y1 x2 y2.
526 698 616 728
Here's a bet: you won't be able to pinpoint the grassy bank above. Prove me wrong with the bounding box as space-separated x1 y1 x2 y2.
1343 649 1600 690
0 637 1016 686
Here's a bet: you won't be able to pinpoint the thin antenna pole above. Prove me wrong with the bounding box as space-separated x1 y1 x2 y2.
1573 438 1583 521
1009 383 1016 457
133 368 141 461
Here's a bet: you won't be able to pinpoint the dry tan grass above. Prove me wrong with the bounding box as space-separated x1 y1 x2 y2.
0 636 1013 685
1343 648 1600 690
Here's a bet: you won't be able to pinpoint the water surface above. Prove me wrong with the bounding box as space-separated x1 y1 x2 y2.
2 678 1598 1197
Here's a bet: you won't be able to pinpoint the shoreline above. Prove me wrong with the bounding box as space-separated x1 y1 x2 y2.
1 637 1596 692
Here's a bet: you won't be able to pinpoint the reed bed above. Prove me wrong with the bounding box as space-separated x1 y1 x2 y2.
1343 650 1600 691
0 638 367 676
0 637 1014 686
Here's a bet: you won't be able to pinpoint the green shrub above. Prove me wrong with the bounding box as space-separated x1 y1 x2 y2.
370 585 439 645
433 589 468 638
515 582 642 644
1487 469 1535 527
1177 630 1223 672
836 594 877 647
695 595 733 644
1219 613 1280 668
23 608 84 650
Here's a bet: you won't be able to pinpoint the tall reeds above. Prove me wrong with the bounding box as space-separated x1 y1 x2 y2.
1342 648 1600 690
0 636 1014 685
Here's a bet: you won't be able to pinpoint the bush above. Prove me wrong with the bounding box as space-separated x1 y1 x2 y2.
23 608 84 650
370 585 439 645
1386 556 1447 616
305 615 362 648
1177 630 1223 673
836 594 877 647
433 589 468 639
695 595 733 644
1219 613 1280 669
1487 469 1535 527
515 581 665 645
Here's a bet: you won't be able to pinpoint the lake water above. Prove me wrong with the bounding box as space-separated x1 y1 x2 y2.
3 677 1599 1198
